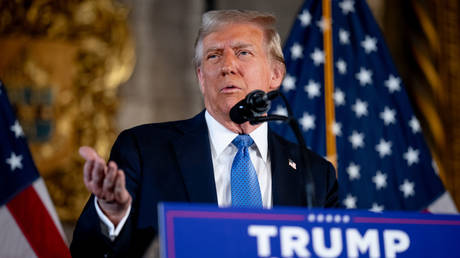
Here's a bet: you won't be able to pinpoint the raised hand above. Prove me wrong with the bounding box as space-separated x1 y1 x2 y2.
79 146 132 226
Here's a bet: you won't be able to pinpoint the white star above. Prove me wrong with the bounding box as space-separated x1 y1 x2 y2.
339 0 355 15
403 147 420 166
298 10 312 27
380 106 396 125
10 120 24 138
343 194 357 209
348 130 365 149
290 43 303 60
384 74 401 93
399 179 415 198
355 67 373 86
375 139 392 158
409 116 421 133
369 203 384 213
316 16 331 32
336 59 347 74
304 80 321 99
300 112 315 131
352 99 368 117
6 152 23 171
310 48 325 66
282 74 296 92
361 35 378 54
332 121 342 136
339 29 350 44
372 171 388 190
346 162 360 180
272 105 287 117
334 88 346 106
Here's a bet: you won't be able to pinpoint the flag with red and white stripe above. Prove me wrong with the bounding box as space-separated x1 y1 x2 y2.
0 80 70 257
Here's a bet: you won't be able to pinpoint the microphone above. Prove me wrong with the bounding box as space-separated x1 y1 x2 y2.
230 90 279 124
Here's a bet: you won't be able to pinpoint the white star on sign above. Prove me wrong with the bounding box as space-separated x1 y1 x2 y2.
272 105 287 117
10 120 24 138
384 74 401 93
300 112 315 131
403 147 420 166
375 139 392 158
399 179 415 198
336 59 347 74
334 88 346 106
361 35 377 54
6 152 23 171
339 29 350 44
310 48 325 66
332 121 342 137
290 43 303 60
355 67 373 86
380 106 396 125
316 16 331 32
304 80 321 99
352 99 368 117
372 171 388 190
349 130 365 149
409 116 421 133
298 10 312 27
369 203 384 213
282 74 296 92
346 162 360 180
339 0 355 14
343 194 357 209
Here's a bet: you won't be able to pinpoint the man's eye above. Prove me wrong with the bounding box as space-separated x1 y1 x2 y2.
207 54 218 59
239 51 250 56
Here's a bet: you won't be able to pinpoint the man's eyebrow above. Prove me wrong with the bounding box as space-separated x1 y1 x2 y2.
232 43 254 49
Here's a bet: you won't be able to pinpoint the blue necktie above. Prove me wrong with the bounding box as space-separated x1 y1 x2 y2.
231 134 262 208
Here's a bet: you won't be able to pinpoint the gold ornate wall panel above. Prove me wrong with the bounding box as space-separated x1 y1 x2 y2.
0 0 135 222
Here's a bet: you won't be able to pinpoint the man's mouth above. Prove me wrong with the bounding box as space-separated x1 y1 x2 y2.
220 85 241 93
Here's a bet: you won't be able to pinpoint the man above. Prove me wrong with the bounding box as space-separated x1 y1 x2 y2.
71 9 338 257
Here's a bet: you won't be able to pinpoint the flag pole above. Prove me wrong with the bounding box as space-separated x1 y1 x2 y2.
323 0 338 173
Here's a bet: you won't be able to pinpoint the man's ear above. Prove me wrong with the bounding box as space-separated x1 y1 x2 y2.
197 67 205 94
269 62 286 90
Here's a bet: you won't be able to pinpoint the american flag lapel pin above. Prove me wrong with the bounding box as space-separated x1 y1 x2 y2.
288 158 297 170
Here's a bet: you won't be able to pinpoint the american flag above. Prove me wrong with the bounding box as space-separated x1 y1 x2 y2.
0 80 70 257
270 0 457 212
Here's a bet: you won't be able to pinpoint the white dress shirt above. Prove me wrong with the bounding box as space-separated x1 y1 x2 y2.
205 111 272 208
95 110 272 239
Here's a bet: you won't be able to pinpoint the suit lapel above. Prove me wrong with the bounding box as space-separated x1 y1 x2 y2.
269 131 305 207
172 111 218 204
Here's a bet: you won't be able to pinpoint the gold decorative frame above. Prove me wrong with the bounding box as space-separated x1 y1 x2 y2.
0 0 135 221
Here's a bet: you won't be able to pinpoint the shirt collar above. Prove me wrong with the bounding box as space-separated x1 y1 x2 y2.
205 110 268 162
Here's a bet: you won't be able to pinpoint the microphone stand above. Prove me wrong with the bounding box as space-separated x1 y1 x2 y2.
249 91 316 208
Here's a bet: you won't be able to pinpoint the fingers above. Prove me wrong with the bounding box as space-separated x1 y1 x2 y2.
114 169 131 205
79 146 131 209
101 161 118 202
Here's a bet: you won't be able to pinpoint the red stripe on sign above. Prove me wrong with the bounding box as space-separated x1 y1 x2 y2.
7 185 71 258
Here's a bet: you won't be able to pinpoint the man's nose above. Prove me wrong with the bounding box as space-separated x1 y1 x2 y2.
221 52 237 76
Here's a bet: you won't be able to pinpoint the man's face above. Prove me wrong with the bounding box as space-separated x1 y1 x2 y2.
197 23 283 125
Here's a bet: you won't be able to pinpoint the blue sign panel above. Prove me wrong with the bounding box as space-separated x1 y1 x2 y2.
159 203 460 258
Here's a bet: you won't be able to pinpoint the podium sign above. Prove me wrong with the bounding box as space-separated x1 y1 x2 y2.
159 203 460 258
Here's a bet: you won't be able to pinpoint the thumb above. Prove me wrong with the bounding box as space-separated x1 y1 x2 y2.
79 146 99 161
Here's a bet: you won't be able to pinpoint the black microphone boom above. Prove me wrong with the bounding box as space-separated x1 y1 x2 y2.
230 90 279 124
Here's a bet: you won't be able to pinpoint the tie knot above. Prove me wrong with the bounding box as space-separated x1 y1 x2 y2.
232 134 254 149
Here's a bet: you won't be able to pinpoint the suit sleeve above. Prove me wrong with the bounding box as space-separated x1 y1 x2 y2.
70 129 142 258
323 161 339 208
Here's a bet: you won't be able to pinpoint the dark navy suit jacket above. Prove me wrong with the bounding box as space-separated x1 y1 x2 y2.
70 111 338 257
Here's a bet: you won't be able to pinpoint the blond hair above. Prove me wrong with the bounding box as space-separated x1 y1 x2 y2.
193 9 285 71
